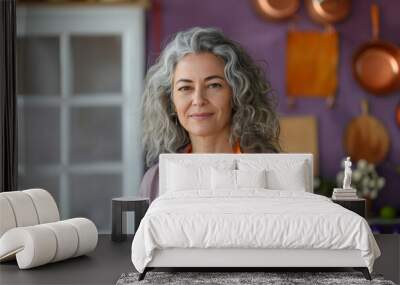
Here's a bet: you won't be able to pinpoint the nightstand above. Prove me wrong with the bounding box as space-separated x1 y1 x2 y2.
111 197 149 242
331 198 366 218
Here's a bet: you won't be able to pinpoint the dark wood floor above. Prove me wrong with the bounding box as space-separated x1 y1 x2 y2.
1 234 398 285
0 235 134 285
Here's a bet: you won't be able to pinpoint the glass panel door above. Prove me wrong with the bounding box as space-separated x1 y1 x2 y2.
16 4 145 233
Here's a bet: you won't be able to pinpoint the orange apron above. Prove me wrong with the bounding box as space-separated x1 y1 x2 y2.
184 142 242 154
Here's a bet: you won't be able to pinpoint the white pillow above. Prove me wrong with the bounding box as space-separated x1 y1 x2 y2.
237 169 267 189
166 159 236 192
266 168 307 191
211 168 268 190
238 159 308 192
211 168 236 190
166 161 210 191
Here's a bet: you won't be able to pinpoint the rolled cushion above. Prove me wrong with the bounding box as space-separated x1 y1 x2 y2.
23 189 59 224
0 191 39 228
0 196 17 237
0 225 57 268
0 189 60 238
64 218 98 257
42 221 79 262
0 218 98 269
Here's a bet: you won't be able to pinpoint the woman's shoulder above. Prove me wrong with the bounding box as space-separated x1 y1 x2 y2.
138 163 159 200
143 163 159 179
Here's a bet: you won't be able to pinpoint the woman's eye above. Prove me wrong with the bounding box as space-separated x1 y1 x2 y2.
178 86 191 91
208 83 222 89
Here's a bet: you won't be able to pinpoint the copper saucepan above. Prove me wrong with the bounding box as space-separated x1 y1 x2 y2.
306 0 351 24
252 0 300 21
353 4 400 95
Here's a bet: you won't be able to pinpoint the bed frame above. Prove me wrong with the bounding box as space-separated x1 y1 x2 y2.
138 154 372 281
139 248 371 280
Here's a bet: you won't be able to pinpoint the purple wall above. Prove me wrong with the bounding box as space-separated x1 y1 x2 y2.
145 0 400 212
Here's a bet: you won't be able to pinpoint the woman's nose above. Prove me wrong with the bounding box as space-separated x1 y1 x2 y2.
192 87 207 106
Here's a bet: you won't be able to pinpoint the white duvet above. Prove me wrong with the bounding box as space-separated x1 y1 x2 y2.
131 190 380 273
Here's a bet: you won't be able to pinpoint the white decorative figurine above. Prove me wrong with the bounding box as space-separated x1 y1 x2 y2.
332 157 357 199
343 157 352 190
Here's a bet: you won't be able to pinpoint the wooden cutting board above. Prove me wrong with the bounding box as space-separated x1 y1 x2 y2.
279 115 319 176
286 30 338 102
344 99 390 164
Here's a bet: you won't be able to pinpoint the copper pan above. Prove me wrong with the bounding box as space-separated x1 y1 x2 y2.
252 0 300 21
353 4 400 95
306 0 351 24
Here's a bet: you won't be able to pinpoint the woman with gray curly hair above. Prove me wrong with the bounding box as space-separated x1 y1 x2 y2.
139 27 280 202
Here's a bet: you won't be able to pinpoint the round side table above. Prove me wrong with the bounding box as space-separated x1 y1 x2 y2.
111 197 149 242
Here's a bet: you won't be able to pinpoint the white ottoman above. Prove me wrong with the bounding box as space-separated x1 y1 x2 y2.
0 189 98 269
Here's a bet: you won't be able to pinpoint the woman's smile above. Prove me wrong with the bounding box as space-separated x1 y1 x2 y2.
189 112 214 120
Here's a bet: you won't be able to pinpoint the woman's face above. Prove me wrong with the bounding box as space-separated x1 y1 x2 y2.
172 52 233 137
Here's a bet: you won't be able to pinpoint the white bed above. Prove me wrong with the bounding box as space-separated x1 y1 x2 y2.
131 154 380 280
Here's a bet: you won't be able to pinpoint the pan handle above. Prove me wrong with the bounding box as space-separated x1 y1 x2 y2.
361 99 369 115
371 3 380 40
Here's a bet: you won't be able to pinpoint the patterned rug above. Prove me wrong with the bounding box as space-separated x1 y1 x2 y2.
116 271 396 285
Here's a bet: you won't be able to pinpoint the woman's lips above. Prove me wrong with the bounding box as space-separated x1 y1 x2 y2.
189 113 214 120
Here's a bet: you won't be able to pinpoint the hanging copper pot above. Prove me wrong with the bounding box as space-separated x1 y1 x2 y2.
306 0 351 24
252 0 300 21
353 4 400 95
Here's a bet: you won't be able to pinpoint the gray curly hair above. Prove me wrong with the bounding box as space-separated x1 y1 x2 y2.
142 27 280 167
